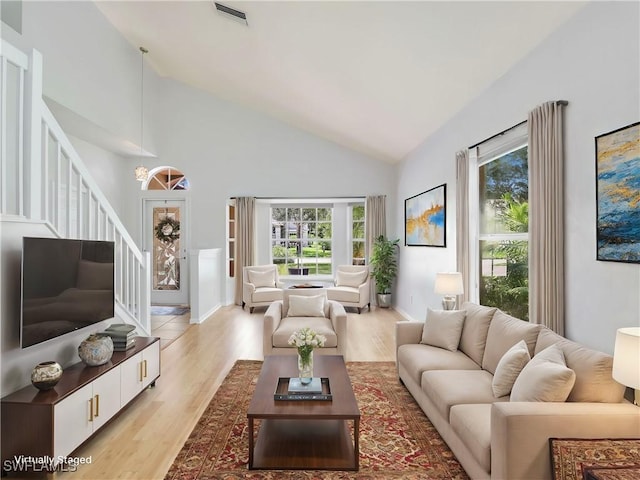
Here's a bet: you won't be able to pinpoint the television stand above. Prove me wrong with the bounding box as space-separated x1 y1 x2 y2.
1 336 160 474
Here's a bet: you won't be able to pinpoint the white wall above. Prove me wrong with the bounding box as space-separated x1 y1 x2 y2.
150 78 396 297
394 1 640 354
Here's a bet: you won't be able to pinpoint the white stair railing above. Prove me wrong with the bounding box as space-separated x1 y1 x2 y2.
1 41 150 334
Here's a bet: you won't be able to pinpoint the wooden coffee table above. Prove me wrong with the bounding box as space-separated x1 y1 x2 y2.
247 355 360 470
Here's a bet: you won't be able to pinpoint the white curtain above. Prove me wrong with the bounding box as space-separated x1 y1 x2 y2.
366 195 386 304
456 149 470 304
528 101 567 334
365 195 386 260
234 197 255 306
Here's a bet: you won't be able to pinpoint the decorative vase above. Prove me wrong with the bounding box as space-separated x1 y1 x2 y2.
31 361 63 390
78 334 114 366
297 350 314 384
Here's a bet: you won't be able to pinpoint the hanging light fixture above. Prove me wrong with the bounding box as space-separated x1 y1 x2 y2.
134 46 149 182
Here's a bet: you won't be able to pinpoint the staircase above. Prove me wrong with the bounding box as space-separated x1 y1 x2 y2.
1 41 150 335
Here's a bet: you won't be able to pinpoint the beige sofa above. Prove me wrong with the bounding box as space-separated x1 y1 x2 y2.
396 302 640 480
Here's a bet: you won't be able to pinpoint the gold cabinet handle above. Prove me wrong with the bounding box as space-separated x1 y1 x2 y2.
143 360 148 378
88 398 94 422
139 361 144 382
94 394 100 417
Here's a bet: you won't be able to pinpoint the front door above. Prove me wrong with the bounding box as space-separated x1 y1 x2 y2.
144 199 189 305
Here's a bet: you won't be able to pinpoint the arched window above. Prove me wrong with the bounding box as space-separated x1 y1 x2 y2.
142 166 190 190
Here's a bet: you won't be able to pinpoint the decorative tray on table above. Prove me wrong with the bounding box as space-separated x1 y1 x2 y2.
273 377 332 401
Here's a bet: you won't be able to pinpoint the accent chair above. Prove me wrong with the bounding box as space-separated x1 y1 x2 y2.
242 265 284 313
326 265 371 313
263 289 348 358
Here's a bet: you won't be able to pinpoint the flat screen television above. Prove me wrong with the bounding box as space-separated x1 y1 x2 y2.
21 237 115 349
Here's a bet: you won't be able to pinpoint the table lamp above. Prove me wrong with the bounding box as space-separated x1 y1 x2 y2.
434 272 463 310
612 327 640 405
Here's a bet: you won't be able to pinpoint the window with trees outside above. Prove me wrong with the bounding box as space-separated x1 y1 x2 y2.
474 124 529 320
351 204 365 265
271 207 332 276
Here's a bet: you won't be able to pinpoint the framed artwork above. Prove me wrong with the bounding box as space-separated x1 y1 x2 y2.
405 183 446 247
595 121 640 263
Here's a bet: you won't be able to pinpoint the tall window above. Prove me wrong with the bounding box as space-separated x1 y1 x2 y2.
472 123 529 320
271 207 332 276
351 204 365 265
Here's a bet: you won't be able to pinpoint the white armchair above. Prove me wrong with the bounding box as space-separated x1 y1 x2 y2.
263 289 348 358
242 265 284 313
326 265 371 313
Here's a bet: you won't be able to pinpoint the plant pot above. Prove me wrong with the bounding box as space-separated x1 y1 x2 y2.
377 293 392 308
288 267 309 275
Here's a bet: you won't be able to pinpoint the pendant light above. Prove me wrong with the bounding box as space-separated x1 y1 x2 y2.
134 46 149 182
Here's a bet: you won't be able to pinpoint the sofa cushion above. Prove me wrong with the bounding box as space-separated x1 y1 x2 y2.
482 310 541 375
422 370 509 421
336 269 368 287
450 404 492 473
397 344 481 386
253 287 283 302
248 269 276 288
535 328 625 403
492 339 531 397
420 309 466 351
459 302 497 366
326 286 360 303
284 292 329 317
511 344 576 402
287 295 325 317
272 316 338 348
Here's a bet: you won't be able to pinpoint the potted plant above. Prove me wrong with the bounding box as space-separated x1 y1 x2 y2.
370 235 399 308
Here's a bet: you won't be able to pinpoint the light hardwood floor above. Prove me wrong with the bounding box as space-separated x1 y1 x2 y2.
58 305 405 480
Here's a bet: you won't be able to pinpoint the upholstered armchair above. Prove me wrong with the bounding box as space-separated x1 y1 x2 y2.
263 289 348 358
326 265 371 313
242 265 284 313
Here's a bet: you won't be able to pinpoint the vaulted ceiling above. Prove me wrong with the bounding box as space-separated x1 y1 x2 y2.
95 1 586 163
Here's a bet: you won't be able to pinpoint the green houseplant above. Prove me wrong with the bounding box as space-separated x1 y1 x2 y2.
370 235 400 308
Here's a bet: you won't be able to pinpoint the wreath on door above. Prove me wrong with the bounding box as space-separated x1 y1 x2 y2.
155 216 181 243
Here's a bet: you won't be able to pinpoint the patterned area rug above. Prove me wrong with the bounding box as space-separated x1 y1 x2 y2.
165 360 469 479
550 438 640 480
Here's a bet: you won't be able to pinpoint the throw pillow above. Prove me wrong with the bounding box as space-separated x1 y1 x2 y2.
336 270 368 288
420 308 466 352
248 269 276 288
510 344 576 402
287 295 326 317
492 340 531 397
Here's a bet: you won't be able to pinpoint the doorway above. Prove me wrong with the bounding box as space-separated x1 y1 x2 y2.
143 199 189 305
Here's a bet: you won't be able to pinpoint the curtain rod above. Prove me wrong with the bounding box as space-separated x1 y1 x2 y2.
230 195 375 200
468 100 568 149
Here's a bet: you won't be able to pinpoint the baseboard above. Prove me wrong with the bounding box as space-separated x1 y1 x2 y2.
190 303 221 324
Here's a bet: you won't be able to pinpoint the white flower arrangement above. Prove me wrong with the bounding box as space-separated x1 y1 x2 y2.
288 327 326 364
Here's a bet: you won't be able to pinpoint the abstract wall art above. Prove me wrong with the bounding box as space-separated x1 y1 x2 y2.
595 121 640 263
405 183 446 247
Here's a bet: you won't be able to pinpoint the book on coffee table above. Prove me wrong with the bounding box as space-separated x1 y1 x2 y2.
288 377 322 394
274 377 332 401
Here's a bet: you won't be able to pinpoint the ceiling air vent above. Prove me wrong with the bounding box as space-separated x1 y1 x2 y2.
214 2 248 26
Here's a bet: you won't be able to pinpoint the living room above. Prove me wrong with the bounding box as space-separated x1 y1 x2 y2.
1 1 639 479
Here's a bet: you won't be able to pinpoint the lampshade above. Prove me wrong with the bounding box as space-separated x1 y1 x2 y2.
434 272 464 295
134 165 149 182
612 327 640 389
